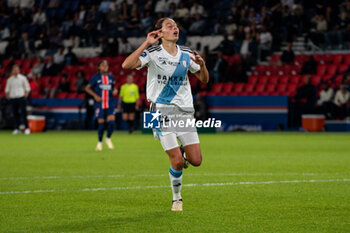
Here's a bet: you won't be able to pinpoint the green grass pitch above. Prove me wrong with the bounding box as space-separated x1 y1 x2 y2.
0 131 349 232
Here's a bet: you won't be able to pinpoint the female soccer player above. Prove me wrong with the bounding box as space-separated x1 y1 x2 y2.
122 18 209 211
85 60 118 151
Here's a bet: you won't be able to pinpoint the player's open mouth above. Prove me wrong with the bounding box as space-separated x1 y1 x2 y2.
173 32 178 36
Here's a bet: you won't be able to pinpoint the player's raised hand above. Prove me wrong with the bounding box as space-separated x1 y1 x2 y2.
146 29 162 45
190 50 205 67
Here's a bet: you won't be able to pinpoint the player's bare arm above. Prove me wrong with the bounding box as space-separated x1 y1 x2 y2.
135 98 140 110
117 95 122 109
112 88 118 96
122 29 162 70
85 84 101 102
191 50 209 83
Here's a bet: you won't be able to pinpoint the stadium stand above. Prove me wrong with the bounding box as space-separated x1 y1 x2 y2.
1 0 350 126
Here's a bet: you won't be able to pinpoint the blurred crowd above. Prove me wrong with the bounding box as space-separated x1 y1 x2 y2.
0 0 350 63
1 1 350 97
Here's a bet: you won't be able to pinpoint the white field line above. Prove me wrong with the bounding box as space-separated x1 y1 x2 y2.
0 173 322 181
0 179 349 195
0 175 125 180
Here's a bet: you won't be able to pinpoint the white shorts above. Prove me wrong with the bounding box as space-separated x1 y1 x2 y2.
149 103 199 150
159 131 200 151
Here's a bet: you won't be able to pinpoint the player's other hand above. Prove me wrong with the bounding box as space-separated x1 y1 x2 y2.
117 104 121 110
94 95 102 102
190 50 205 67
146 29 162 45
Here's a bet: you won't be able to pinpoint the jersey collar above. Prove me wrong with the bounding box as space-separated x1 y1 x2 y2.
160 44 180 58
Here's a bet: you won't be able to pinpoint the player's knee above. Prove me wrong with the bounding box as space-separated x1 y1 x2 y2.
191 157 202 166
190 153 202 167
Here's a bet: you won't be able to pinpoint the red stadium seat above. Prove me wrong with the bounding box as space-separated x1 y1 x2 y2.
317 64 327 75
290 66 301 75
287 83 298 93
14 59 22 66
232 83 245 94
265 65 278 76
255 83 265 94
286 91 296 97
323 54 333 64
21 59 32 69
322 74 333 82
290 75 301 84
279 75 289 84
56 92 68 98
248 76 258 84
265 83 276 93
2 59 11 68
227 55 242 65
333 54 344 64
138 76 146 85
335 75 343 86
338 64 349 74
344 54 350 64
30 91 43 98
258 76 269 84
67 93 77 98
222 83 234 95
269 76 279 84
311 75 321 86
279 65 292 76
244 83 255 93
77 93 85 98
189 77 199 87
276 84 287 93
313 54 325 64
211 83 224 94
294 54 309 65
254 65 270 76
327 65 338 76
39 76 51 87
51 76 61 85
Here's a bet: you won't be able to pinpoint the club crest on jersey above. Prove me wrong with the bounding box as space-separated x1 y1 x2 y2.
182 60 187 67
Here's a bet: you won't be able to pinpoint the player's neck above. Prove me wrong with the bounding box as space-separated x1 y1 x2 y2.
162 41 177 56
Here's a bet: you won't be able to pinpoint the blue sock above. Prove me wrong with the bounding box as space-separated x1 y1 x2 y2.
107 120 115 138
98 123 105 142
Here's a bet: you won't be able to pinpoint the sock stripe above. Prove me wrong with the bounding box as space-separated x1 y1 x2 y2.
169 166 182 178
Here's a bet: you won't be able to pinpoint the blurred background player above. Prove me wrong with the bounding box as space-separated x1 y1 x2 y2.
117 74 139 133
122 18 209 211
5 64 31 135
85 60 117 151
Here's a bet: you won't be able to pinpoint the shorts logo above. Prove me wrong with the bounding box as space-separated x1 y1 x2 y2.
95 108 100 117
141 52 147 57
143 110 161 129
